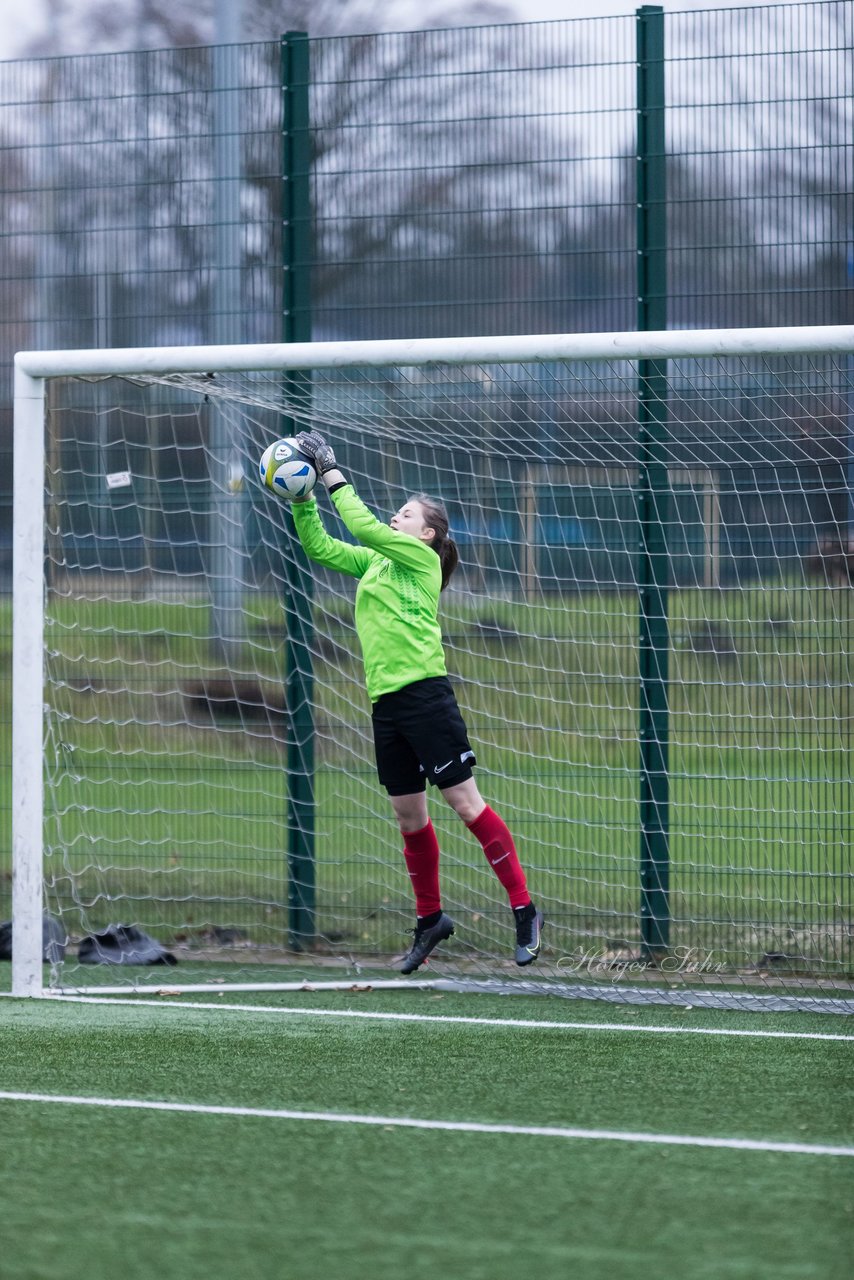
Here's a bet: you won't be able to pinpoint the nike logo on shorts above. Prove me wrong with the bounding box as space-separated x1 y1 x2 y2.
434 759 454 774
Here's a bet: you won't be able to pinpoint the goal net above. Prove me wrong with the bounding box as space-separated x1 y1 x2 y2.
11 328 854 1012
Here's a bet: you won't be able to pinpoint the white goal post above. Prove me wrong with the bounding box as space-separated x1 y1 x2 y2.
11 325 854 1008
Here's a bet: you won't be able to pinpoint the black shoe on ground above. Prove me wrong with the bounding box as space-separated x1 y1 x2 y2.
400 911 455 974
513 902 544 966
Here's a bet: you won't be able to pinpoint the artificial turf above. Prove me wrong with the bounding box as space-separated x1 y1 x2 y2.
1 990 851 1280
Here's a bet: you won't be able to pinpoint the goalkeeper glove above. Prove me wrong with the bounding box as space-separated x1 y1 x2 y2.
296 430 337 476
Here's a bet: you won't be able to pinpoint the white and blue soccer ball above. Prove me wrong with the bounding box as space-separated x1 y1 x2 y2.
259 437 317 500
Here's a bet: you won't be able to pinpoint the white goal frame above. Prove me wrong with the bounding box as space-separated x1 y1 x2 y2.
12 323 854 999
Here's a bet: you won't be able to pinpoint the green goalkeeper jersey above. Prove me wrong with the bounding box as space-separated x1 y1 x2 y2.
291 484 446 701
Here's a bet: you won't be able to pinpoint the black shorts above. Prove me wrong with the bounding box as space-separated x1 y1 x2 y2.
371 676 477 796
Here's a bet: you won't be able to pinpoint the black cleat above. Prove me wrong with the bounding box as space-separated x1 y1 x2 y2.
400 912 455 974
514 902 544 966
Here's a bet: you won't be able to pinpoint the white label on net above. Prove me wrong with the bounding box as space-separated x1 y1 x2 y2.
105 470 132 490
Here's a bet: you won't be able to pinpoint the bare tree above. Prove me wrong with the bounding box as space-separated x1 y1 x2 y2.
664 2 853 329
27 0 516 55
4 0 849 353
10 7 593 349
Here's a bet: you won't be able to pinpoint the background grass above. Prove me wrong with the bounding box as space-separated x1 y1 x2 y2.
0 581 850 979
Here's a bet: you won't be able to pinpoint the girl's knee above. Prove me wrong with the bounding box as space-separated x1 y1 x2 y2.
442 779 486 825
390 792 429 833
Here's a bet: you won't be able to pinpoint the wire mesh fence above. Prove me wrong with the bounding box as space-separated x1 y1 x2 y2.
1 4 852 979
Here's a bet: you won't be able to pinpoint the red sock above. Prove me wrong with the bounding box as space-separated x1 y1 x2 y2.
402 820 442 917
467 805 531 909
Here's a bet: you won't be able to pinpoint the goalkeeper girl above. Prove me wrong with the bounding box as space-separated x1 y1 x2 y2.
290 430 543 974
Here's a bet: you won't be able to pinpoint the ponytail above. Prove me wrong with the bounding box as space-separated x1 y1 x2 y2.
436 536 459 591
410 493 459 590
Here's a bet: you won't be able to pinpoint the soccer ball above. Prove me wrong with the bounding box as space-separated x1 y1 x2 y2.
258 437 317 500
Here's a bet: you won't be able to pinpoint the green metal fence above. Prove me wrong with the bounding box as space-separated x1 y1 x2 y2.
0 3 851 963
1 4 850 557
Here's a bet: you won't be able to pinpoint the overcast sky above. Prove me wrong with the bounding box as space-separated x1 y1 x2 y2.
0 0 813 61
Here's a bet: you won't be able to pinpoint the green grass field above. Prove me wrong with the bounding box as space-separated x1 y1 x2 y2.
1 985 852 1279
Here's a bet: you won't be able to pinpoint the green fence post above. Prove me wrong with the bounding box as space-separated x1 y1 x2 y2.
281 30 315 949
636 4 670 960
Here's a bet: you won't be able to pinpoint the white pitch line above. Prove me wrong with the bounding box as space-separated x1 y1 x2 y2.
0 1090 850 1157
46 994 854 1042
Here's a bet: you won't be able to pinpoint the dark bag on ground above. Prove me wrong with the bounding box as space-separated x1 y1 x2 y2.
78 924 177 966
0 913 66 963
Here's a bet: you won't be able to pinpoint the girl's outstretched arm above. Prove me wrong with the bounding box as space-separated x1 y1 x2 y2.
290 494 373 578
296 433 438 575
329 484 438 574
